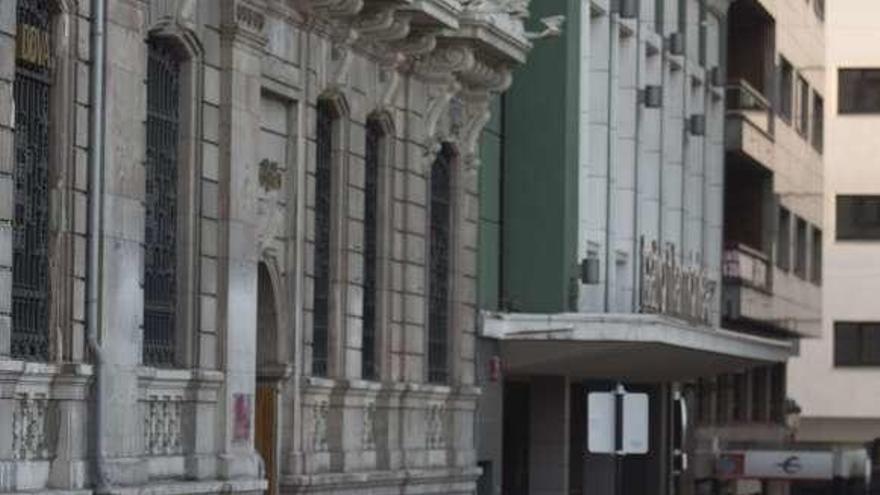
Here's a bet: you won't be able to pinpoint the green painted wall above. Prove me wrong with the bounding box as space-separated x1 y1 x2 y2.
478 97 504 310
500 0 581 313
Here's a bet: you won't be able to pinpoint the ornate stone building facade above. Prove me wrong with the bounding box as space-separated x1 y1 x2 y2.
0 0 533 493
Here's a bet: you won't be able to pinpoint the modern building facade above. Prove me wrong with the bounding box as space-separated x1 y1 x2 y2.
0 0 533 493
788 0 880 480
690 0 827 492
473 0 815 493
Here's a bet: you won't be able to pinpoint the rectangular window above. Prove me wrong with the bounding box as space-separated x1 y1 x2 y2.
362 119 383 380
776 207 791 270
732 373 748 422
794 217 808 279
836 195 880 240
11 0 52 361
811 228 822 284
812 91 824 153
428 144 455 384
778 57 794 122
751 367 768 422
796 75 809 136
312 101 335 377
769 364 786 422
143 38 181 367
839 69 880 114
835 322 880 367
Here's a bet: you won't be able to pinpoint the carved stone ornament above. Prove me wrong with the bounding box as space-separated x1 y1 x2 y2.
144 396 183 456
362 402 376 450
312 401 330 451
12 394 50 460
259 158 283 191
236 2 266 32
426 403 446 450
461 0 530 39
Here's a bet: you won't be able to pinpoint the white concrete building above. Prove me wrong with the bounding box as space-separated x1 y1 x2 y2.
470 0 819 493
0 0 532 493
788 0 880 453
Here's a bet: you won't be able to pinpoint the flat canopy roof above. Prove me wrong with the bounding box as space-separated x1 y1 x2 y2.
482 312 794 382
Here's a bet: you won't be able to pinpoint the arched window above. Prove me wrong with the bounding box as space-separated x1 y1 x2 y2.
143 38 182 366
428 143 455 384
11 0 52 360
361 118 384 379
312 100 335 376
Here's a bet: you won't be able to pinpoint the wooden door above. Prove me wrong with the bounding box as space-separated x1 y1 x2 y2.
255 384 277 495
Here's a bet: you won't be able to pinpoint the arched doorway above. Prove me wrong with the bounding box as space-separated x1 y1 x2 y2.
255 262 279 495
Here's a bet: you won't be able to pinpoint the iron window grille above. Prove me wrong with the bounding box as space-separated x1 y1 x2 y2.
428 144 455 384
143 39 181 367
362 119 382 380
11 0 52 361
312 100 334 376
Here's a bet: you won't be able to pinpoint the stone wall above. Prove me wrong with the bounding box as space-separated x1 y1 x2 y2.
0 0 531 493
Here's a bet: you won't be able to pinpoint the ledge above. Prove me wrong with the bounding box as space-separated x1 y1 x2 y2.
300 379 480 400
282 465 481 489
106 478 267 495
482 312 794 380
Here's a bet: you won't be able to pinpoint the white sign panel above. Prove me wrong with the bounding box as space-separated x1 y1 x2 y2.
744 451 834 480
622 393 649 454
587 392 615 454
587 391 650 455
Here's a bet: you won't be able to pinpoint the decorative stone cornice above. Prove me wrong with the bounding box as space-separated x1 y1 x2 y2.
294 0 536 164
220 0 269 48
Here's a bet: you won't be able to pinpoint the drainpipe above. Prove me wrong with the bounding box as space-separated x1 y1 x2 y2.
86 0 108 491
631 9 643 312
604 9 618 312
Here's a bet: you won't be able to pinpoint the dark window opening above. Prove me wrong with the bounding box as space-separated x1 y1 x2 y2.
811 228 822 285
778 57 793 122
794 217 808 279
777 207 791 270
835 322 880 367
143 38 182 367
751 367 769 422
839 69 880 114
836 195 880 240
362 119 383 380
428 144 455 384
769 363 786 422
312 100 335 377
812 91 824 153
797 75 809 137
814 0 824 20
11 0 52 361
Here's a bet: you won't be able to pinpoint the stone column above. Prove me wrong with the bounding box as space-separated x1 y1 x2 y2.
529 376 570 495
99 0 149 485
0 0 15 359
215 0 266 480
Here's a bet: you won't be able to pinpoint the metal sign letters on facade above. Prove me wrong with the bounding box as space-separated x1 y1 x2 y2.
639 238 716 326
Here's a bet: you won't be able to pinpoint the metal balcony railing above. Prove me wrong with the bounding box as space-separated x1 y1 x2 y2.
723 243 772 293
726 79 774 138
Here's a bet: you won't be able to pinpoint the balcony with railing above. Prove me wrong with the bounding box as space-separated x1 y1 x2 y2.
725 79 775 169
722 242 821 339
723 243 772 293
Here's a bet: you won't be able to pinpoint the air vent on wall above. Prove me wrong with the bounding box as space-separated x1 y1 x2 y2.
689 114 706 136
614 0 639 19
667 32 684 55
580 256 601 285
707 66 723 87
639 85 663 108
